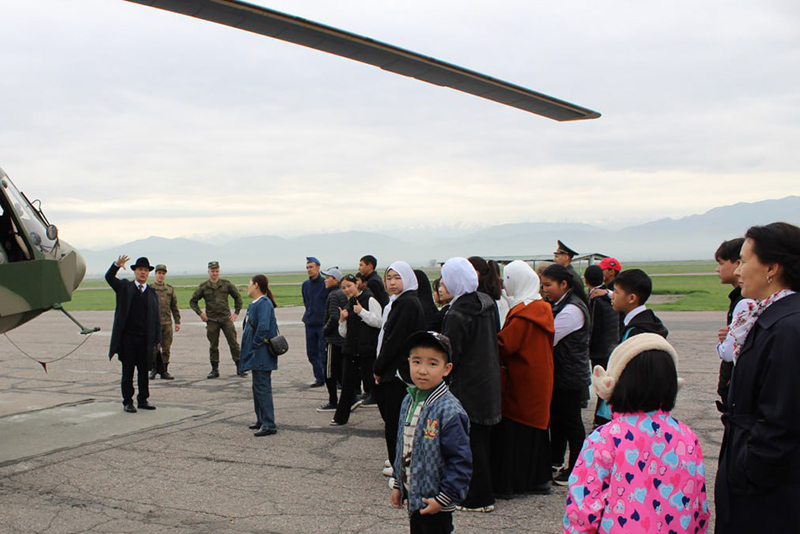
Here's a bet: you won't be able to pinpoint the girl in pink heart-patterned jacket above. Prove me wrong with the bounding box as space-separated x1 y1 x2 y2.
563 334 709 534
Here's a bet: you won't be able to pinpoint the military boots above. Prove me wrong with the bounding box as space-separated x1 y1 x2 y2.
161 364 174 380
149 368 158 380
207 363 220 379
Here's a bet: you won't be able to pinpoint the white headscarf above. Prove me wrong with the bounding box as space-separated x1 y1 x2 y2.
441 257 479 303
377 261 419 352
503 260 542 309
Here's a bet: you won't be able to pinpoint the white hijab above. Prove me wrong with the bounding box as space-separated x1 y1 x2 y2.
377 260 419 351
441 257 479 304
503 260 542 309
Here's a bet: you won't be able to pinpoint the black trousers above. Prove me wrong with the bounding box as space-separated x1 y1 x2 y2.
333 353 363 425
550 388 585 472
462 422 495 509
374 377 408 464
325 343 343 406
120 333 150 405
360 354 376 397
410 511 453 534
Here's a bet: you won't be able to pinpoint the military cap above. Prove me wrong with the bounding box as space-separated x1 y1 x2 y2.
554 240 578 258
306 256 321 265
155 264 168 273
208 261 220 269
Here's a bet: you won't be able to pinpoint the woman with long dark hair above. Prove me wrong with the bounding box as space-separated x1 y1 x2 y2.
716 222 800 533
540 263 590 486
240 274 279 436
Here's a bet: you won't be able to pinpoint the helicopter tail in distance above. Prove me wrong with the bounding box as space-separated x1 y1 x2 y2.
125 0 600 121
0 169 87 335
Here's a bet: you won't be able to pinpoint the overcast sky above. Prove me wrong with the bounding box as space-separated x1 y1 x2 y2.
1 0 798 248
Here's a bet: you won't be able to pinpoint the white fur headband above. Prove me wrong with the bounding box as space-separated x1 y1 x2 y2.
592 333 684 401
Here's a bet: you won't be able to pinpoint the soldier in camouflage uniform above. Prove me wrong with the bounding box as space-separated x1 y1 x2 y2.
150 264 181 380
190 261 244 379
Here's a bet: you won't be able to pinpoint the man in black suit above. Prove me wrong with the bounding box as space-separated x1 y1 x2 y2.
106 255 162 413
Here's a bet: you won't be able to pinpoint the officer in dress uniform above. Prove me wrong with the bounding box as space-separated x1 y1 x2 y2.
150 264 181 380
189 261 244 379
554 240 584 292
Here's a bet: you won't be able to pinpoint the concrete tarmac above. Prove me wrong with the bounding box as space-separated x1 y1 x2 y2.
0 308 726 533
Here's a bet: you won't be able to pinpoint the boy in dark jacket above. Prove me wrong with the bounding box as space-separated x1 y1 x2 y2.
391 331 472 534
584 265 619 371
318 268 348 412
611 269 668 341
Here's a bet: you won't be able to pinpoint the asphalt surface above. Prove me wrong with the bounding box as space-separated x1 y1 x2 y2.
0 308 727 533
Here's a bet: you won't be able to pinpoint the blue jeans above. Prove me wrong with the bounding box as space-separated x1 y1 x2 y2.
304 326 326 383
251 370 275 431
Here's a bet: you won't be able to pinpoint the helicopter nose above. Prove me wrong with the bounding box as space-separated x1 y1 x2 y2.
73 251 87 291
59 240 87 292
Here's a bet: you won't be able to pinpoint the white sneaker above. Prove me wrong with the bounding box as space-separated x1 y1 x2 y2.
388 477 396 490
382 466 393 477
384 459 391 468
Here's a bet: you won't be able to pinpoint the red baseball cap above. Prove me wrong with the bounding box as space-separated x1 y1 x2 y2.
599 257 621 272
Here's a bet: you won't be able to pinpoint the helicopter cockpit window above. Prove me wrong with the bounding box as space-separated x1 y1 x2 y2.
0 176 56 255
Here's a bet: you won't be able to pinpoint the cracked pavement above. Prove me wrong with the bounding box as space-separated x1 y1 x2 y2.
0 308 726 533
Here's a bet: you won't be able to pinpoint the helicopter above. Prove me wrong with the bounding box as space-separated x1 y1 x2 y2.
0 168 94 336
1 1 599 339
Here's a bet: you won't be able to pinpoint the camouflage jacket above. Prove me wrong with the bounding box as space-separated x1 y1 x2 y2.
189 279 242 322
152 282 181 325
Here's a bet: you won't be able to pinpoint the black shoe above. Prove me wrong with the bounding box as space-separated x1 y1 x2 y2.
329 419 345 426
248 423 261 430
553 470 571 486
526 481 552 495
360 394 378 407
149 369 157 380
254 428 277 436
316 402 337 412
237 371 249 378
138 402 156 410
123 404 137 413
309 380 325 388
161 365 174 380
207 368 220 379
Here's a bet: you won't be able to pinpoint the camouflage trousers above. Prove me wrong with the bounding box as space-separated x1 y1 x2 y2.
160 322 174 364
207 319 240 364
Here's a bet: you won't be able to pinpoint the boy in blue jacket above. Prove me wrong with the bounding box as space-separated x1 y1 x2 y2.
391 331 472 534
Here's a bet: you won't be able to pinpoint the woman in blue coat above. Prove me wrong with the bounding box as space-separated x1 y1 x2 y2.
240 274 279 436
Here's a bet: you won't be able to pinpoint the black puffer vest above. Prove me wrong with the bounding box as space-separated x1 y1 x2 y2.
551 289 591 391
343 288 380 359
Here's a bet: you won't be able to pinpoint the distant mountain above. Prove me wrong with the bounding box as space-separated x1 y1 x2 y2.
80 196 800 276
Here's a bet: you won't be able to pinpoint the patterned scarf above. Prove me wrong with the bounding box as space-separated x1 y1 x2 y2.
730 289 795 362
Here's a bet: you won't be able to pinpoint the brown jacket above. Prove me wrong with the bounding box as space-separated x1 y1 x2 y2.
498 300 555 430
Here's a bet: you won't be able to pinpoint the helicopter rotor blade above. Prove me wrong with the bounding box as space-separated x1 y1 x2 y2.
124 0 600 121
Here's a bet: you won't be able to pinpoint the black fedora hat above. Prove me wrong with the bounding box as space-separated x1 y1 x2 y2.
132 257 155 271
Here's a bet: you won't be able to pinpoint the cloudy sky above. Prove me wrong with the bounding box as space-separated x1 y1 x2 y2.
1 0 798 248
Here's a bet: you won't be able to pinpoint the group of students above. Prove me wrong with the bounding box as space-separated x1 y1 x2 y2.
240 220 799 534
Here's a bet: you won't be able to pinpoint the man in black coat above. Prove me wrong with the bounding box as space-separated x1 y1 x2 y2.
106 255 162 413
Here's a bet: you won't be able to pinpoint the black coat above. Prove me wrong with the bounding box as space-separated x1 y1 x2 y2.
322 286 348 346
365 271 389 308
620 308 668 341
442 291 501 426
105 263 162 367
715 292 800 533
373 290 425 383
587 287 619 366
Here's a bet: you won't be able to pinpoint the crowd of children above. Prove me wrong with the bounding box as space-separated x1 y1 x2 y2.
299 222 800 534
